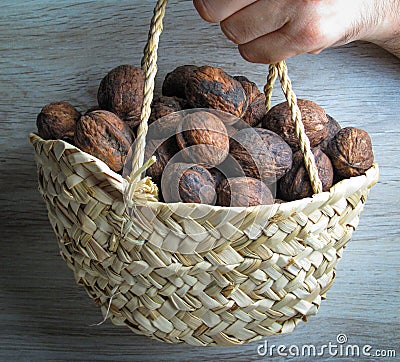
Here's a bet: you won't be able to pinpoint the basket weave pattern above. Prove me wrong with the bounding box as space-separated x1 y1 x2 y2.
30 133 378 346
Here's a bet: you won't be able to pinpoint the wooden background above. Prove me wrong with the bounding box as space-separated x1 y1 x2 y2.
1 1 399 360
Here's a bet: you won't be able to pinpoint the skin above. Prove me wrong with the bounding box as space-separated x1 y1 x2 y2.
193 0 400 63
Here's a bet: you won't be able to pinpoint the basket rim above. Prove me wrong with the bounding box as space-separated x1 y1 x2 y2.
29 132 380 214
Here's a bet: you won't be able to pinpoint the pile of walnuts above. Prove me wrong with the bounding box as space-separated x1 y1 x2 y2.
36 64 375 207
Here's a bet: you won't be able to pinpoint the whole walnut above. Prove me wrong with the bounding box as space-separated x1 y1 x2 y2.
234 75 266 127
229 128 293 184
185 66 248 117
148 96 184 139
97 65 145 128
161 163 216 204
145 136 180 188
262 99 330 151
36 101 81 142
176 110 229 167
217 176 274 207
74 110 134 173
318 114 341 152
162 65 198 99
326 127 374 178
279 147 334 201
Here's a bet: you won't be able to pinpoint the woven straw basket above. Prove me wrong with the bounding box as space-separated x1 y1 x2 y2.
29 0 379 347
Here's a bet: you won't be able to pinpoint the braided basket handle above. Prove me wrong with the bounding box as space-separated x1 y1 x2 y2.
130 0 323 194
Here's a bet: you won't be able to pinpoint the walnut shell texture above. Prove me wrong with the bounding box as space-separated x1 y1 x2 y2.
229 128 292 184
162 65 198 99
97 64 145 126
161 163 216 204
318 114 341 152
262 99 330 150
326 127 374 177
218 176 274 207
242 93 267 127
74 110 134 173
279 147 334 201
185 66 248 117
145 136 180 188
36 101 80 141
176 110 229 167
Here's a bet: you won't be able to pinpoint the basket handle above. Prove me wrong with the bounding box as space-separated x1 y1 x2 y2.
129 0 323 195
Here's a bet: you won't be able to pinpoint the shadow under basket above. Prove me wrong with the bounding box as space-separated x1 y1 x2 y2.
29 132 379 346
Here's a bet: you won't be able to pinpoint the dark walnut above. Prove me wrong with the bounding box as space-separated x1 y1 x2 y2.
209 167 227 195
161 163 216 204
279 147 334 201
217 176 274 207
74 110 134 173
162 65 198 99
36 101 80 142
234 75 266 127
97 64 145 127
262 99 330 151
185 65 248 118
229 128 293 184
326 127 374 177
318 114 341 152
145 136 180 188
176 110 229 167
148 96 184 139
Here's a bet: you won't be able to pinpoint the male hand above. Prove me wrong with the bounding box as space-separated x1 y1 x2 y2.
193 0 400 63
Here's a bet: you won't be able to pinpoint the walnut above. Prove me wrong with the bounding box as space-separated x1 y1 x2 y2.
229 128 292 184
217 176 274 207
145 136 180 188
278 147 334 201
97 65 145 127
241 93 266 127
318 114 341 152
176 110 229 167
161 163 216 204
36 101 80 142
162 65 198 99
74 110 134 173
326 127 374 177
147 96 184 139
234 75 266 127
262 99 330 151
233 75 260 103
209 167 227 195
185 66 248 117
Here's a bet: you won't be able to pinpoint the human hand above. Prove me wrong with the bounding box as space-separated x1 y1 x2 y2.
193 0 400 63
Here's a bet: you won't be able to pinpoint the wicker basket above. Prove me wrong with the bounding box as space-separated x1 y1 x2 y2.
29 0 379 347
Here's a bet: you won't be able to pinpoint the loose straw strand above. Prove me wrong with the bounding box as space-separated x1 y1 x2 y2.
130 0 169 184
275 61 323 194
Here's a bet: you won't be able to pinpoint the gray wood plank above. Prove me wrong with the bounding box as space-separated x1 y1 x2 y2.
1 1 399 361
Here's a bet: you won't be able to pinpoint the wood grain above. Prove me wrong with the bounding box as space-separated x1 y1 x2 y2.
1 1 399 360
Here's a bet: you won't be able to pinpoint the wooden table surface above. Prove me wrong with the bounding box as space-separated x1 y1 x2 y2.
1 1 399 361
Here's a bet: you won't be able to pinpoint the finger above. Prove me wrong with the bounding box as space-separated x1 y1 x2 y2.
238 25 304 64
193 0 257 23
220 0 293 45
